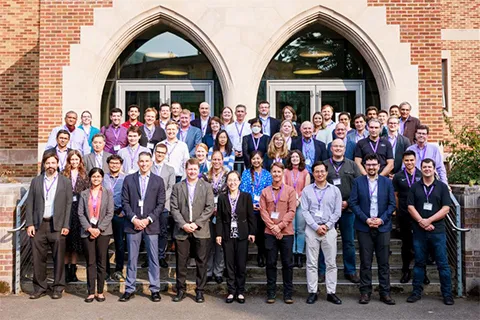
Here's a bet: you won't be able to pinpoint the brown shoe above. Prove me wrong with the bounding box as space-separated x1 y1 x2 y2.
359 293 370 304
380 295 396 305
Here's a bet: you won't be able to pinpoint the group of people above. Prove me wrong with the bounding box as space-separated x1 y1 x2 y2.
25 100 454 306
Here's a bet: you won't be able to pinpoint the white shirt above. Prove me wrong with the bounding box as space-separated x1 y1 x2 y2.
226 121 252 152
43 173 59 218
117 144 150 174
368 177 379 218
161 139 190 177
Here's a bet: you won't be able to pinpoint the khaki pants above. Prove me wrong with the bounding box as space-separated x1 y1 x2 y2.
305 227 338 294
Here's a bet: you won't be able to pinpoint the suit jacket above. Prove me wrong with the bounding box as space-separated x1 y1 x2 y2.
139 125 166 151
41 147 73 173
291 137 328 163
191 117 212 136
216 192 256 240
242 134 270 168
177 126 202 157
202 133 216 150
349 175 396 233
25 174 73 231
402 116 421 144
170 179 215 240
77 188 114 237
153 163 176 212
392 134 411 173
84 151 112 174
327 139 356 160
122 172 166 234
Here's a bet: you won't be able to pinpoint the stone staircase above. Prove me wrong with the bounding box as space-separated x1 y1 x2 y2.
21 238 444 297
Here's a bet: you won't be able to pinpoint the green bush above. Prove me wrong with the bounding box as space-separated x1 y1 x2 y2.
442 115 480 185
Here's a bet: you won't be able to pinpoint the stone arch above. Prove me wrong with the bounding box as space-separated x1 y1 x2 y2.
63 5 232 127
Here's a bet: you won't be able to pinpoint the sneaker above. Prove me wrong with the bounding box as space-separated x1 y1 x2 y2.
406 294 421 303
443 296 454 305
112 271 125 282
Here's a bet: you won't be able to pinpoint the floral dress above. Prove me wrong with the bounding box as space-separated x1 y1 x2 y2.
65 172 90 253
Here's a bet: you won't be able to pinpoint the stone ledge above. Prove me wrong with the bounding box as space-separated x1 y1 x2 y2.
0 150 38 165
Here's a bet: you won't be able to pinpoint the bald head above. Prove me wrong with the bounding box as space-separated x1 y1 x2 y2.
334 123 347 139
330 138 345 159
199 102 211 118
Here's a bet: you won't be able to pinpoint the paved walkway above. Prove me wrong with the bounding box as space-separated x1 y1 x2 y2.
1 292 479 320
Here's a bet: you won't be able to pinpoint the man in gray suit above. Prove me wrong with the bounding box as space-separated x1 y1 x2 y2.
171 158 214 303
386 116 411 174
26 153 73 299
153 143 176 268
84 133 112 174
177 109 202 157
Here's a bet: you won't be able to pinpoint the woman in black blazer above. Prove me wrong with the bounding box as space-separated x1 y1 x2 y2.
242 118 270 168
78 168 114 303
216 171 256 304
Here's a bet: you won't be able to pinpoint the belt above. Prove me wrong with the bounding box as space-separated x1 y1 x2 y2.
42 217 52 222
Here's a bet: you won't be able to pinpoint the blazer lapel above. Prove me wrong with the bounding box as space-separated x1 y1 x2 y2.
182 181 189 206
134 172 142 199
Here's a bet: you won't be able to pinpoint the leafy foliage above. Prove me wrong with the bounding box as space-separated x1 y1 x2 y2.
441 115 480 185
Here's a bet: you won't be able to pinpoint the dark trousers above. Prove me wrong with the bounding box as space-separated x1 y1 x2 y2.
106 214 125 273
398 212 414 272
357 229 391 296
223 238 248 295
82 235 110 294
31 220 66 293
175 235 209 292
158 210 170 259
265 234 294 296
255 212 266 259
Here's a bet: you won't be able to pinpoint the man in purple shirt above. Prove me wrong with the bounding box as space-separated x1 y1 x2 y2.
101 107 128 154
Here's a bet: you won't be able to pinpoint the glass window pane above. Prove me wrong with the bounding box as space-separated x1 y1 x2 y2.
125 91 160 122
275 91 312 124
321 91 356 125
170 91 206 119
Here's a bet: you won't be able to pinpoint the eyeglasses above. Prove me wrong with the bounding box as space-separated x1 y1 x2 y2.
155 151 167 155
365 163 379 167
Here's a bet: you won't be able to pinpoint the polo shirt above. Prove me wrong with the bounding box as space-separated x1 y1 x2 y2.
354 136 393 172
407 179 452 234
392 168 422 214
323 158 362 202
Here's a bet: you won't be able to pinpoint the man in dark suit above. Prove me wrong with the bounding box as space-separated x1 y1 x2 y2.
170 158 215 303
190 102 212 137
119 151 166 302
26 153 73 299
42 129 72 172
291 121 328 173
349 154 396 305
251 100 280 137
399 102 421 144
84 133 112 174
139 107 166 153
178 109 202 157
386 116 411 174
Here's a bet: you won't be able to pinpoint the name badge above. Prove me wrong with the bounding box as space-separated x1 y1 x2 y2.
147 143 154 149
253 195 260 203
305 159 312 166
138 200 144 207
315 210 324 218
214 196 218 204
128 169 136 174
231 220 238 228
114 145 121 151
423 202 433 211
72 195 78 202
271 211 280 219
90 217 98 225
212 216 216 224
333 178 341 186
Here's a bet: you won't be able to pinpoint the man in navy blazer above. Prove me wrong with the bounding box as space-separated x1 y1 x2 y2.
349 154 396 306
291 121 328 173
120 151 166 302
190 102 212 137
178 109 202 157
250 100 281 137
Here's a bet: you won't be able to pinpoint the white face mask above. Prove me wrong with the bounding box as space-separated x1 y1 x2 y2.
252 127 261 134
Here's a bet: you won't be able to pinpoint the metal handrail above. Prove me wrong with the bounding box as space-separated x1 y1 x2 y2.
446 213 470 232
12 189 29 294
447 192 470 232
7 220 26 233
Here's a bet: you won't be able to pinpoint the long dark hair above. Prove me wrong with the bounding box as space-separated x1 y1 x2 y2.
285 149 306 171
249 150 264 182
213 129 233 155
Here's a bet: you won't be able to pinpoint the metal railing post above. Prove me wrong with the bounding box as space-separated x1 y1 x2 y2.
451 194 463 297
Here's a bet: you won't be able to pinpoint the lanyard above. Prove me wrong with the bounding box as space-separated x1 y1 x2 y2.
274 156 282 163
95 153 102 168
261 117 269 134
291 170 300 189
128 145 141 169
404 168 416 188
180 129 188 142
108 174 119 191
112 126 120 143
228 191 240 214
355 131 365 142
145 126 155 141
212 171 224 190
314 186 327 210
235 122 245 139
329 158 344 176
140 175 148 200
303 138 313 157
90 189 101 217
369 139 380 153
57 149 67 169
423 184 435 202
187 182 197 206
271 184 284 210
71 171 78 190
201 118 209 135
369 180 378 198
418 145 427 161
253 170 262 191
251 134 260 151
166 141 178 161
44 175 58 200
399 116 409 135
389 135 397 149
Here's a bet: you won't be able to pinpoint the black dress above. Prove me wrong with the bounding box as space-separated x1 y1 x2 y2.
65 173 90 253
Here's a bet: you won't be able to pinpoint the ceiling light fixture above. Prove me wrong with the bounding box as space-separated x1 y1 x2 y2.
145 52 177 59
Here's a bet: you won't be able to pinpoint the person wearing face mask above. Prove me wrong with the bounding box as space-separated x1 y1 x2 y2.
280 120 298 150
242 118 270 169
202 116 222 149
216 171 256 304
139 107 166 153
265 132 289 169
251 100 280 137
207 129 235 172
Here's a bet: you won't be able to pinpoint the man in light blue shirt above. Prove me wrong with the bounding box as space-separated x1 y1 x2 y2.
117 126 150 174
46 111 90 155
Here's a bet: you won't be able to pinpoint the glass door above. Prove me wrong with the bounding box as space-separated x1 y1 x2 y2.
267 84 316 123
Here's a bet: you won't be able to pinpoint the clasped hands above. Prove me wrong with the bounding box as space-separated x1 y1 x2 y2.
88 227 101 239
133 218 150 231
269 224 283 239
316 224 328 236
418 218 435 232
366 218 383 229
183 222 199 233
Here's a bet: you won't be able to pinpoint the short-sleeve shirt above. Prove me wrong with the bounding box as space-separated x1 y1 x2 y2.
392 168 422 214
355 137 393 172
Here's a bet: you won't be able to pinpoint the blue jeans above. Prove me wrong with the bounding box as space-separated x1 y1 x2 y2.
318 211 356 275
111 214 125 272
412 231 452 297
293 206 306 254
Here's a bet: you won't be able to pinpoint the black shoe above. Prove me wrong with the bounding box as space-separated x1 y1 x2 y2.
195 291 205 303
293 254 299 268
257 256 265 268
215 276 223 284
70 264 79 282
380 295 396 305
266 293 276 304
84 296 95 303
327 293 342 305
141 260 148 268
359 293 370 304
95 295 106 302
236 294 245 304
172 290 186 302
443 296 454 305
65 264 72 283
29 292 47 300
345 273 360 284
225 294 234 303
297 255 303 268
118 292 135 302
306 293 317 304
206 276 213 283
283 295 294 304
423 274 430 285
159 258 168 269
52 291 63 299
406 294 421 303
318 274 326 283
400 270 411 283
151 292 161 302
